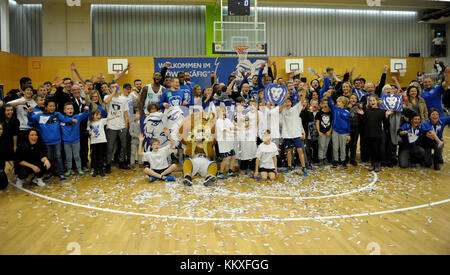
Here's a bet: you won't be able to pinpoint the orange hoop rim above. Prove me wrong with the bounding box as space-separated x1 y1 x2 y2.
234 45 249 54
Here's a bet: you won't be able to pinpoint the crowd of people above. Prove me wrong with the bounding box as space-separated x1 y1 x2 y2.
0 60 449 189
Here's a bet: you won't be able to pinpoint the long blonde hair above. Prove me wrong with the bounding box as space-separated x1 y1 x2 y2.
89 90 105 112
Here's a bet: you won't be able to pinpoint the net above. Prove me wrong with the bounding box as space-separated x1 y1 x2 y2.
397 68 406 77
234 45 249 62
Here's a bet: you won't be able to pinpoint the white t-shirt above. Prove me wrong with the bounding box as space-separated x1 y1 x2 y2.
216 117 234 142
89 118 108 144
216 117 235 154
281 102 305 139
9 97 37 130
105 95 129 130
256 142 278 169
142 145 171 170
432 37 444 46
258 106 280 139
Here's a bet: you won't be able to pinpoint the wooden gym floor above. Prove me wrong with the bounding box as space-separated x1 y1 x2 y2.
0 128 449 255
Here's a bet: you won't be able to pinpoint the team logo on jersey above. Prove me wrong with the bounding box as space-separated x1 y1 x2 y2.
169 95 183 107
264 84 287 105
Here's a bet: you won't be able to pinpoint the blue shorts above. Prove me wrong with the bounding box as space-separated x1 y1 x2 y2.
283 137 304 149
220 149 236 159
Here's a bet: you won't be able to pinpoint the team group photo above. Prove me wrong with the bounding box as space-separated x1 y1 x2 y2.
0 0 449 257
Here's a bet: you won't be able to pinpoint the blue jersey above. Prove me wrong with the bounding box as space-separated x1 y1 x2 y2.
422 116 450 144
27 111 73 145
160 89 186 109
353 88 367 102
319 78 330 101
399 122 429 148
422 85 445 116
327 96 351 134
60 110 89 144
179 83 193 106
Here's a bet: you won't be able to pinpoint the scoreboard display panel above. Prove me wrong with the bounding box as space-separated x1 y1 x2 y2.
228 0 251 16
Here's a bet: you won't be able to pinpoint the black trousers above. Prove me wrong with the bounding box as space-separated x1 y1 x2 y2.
359 132 369 162
16 162 49 180
367 137 382 162
346 129 359 163
80 132 89 168
91 143 106 170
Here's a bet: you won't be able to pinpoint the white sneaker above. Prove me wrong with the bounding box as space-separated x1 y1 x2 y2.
32 177 46 187
15 178 24 188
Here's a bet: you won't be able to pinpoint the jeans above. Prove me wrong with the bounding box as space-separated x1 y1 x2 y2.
106 128 128 166
318 134 331 160
47 143 64 176
64 142 81 171
332 131 347 162
130 138 142 165
424 143 443 167
399 145 425 168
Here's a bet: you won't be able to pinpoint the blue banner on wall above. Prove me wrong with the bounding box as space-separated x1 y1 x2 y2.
154 57 268 89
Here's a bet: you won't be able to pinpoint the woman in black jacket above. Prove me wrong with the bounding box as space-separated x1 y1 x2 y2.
14 129 51 188
357 95 393 172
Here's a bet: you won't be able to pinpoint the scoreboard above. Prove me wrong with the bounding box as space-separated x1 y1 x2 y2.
228 0 251 16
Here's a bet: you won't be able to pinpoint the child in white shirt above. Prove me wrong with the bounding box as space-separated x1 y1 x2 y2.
254 130 278 181
138 128 177 182
215 106 236 179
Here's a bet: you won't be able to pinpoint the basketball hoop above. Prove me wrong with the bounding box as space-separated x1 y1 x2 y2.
234 45 249 62
113 69 122 75
397 68 406 77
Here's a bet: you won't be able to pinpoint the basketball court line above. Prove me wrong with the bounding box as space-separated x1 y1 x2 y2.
9 173 449 222
212 171 377 200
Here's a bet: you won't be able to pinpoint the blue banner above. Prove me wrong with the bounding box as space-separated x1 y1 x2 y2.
154 57 268 89
264 83 288 105
380 94 403 111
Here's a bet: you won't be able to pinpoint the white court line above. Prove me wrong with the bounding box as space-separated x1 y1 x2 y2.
225 172 377 200
10 181 449 222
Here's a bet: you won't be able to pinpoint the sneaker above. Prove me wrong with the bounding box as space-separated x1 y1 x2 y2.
183 176 193 186
64 171 72 177
302 168 309 177
99 169 105 177
15 178 24 188
105 165 111 174
164 175 175 182
332 161 338 168
342 162 347 168
434 163 441 171
33 177 46 187
82 166 89 172
59 175 66 181
227 171 236 177
92 169 98 177
149 176 159 183
217 173 227 180
44 174 53 181
350 160 358 167
203 175 216 187
78 170 85 177
284 167 292 174
318 160 324 168
306 164 316 171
